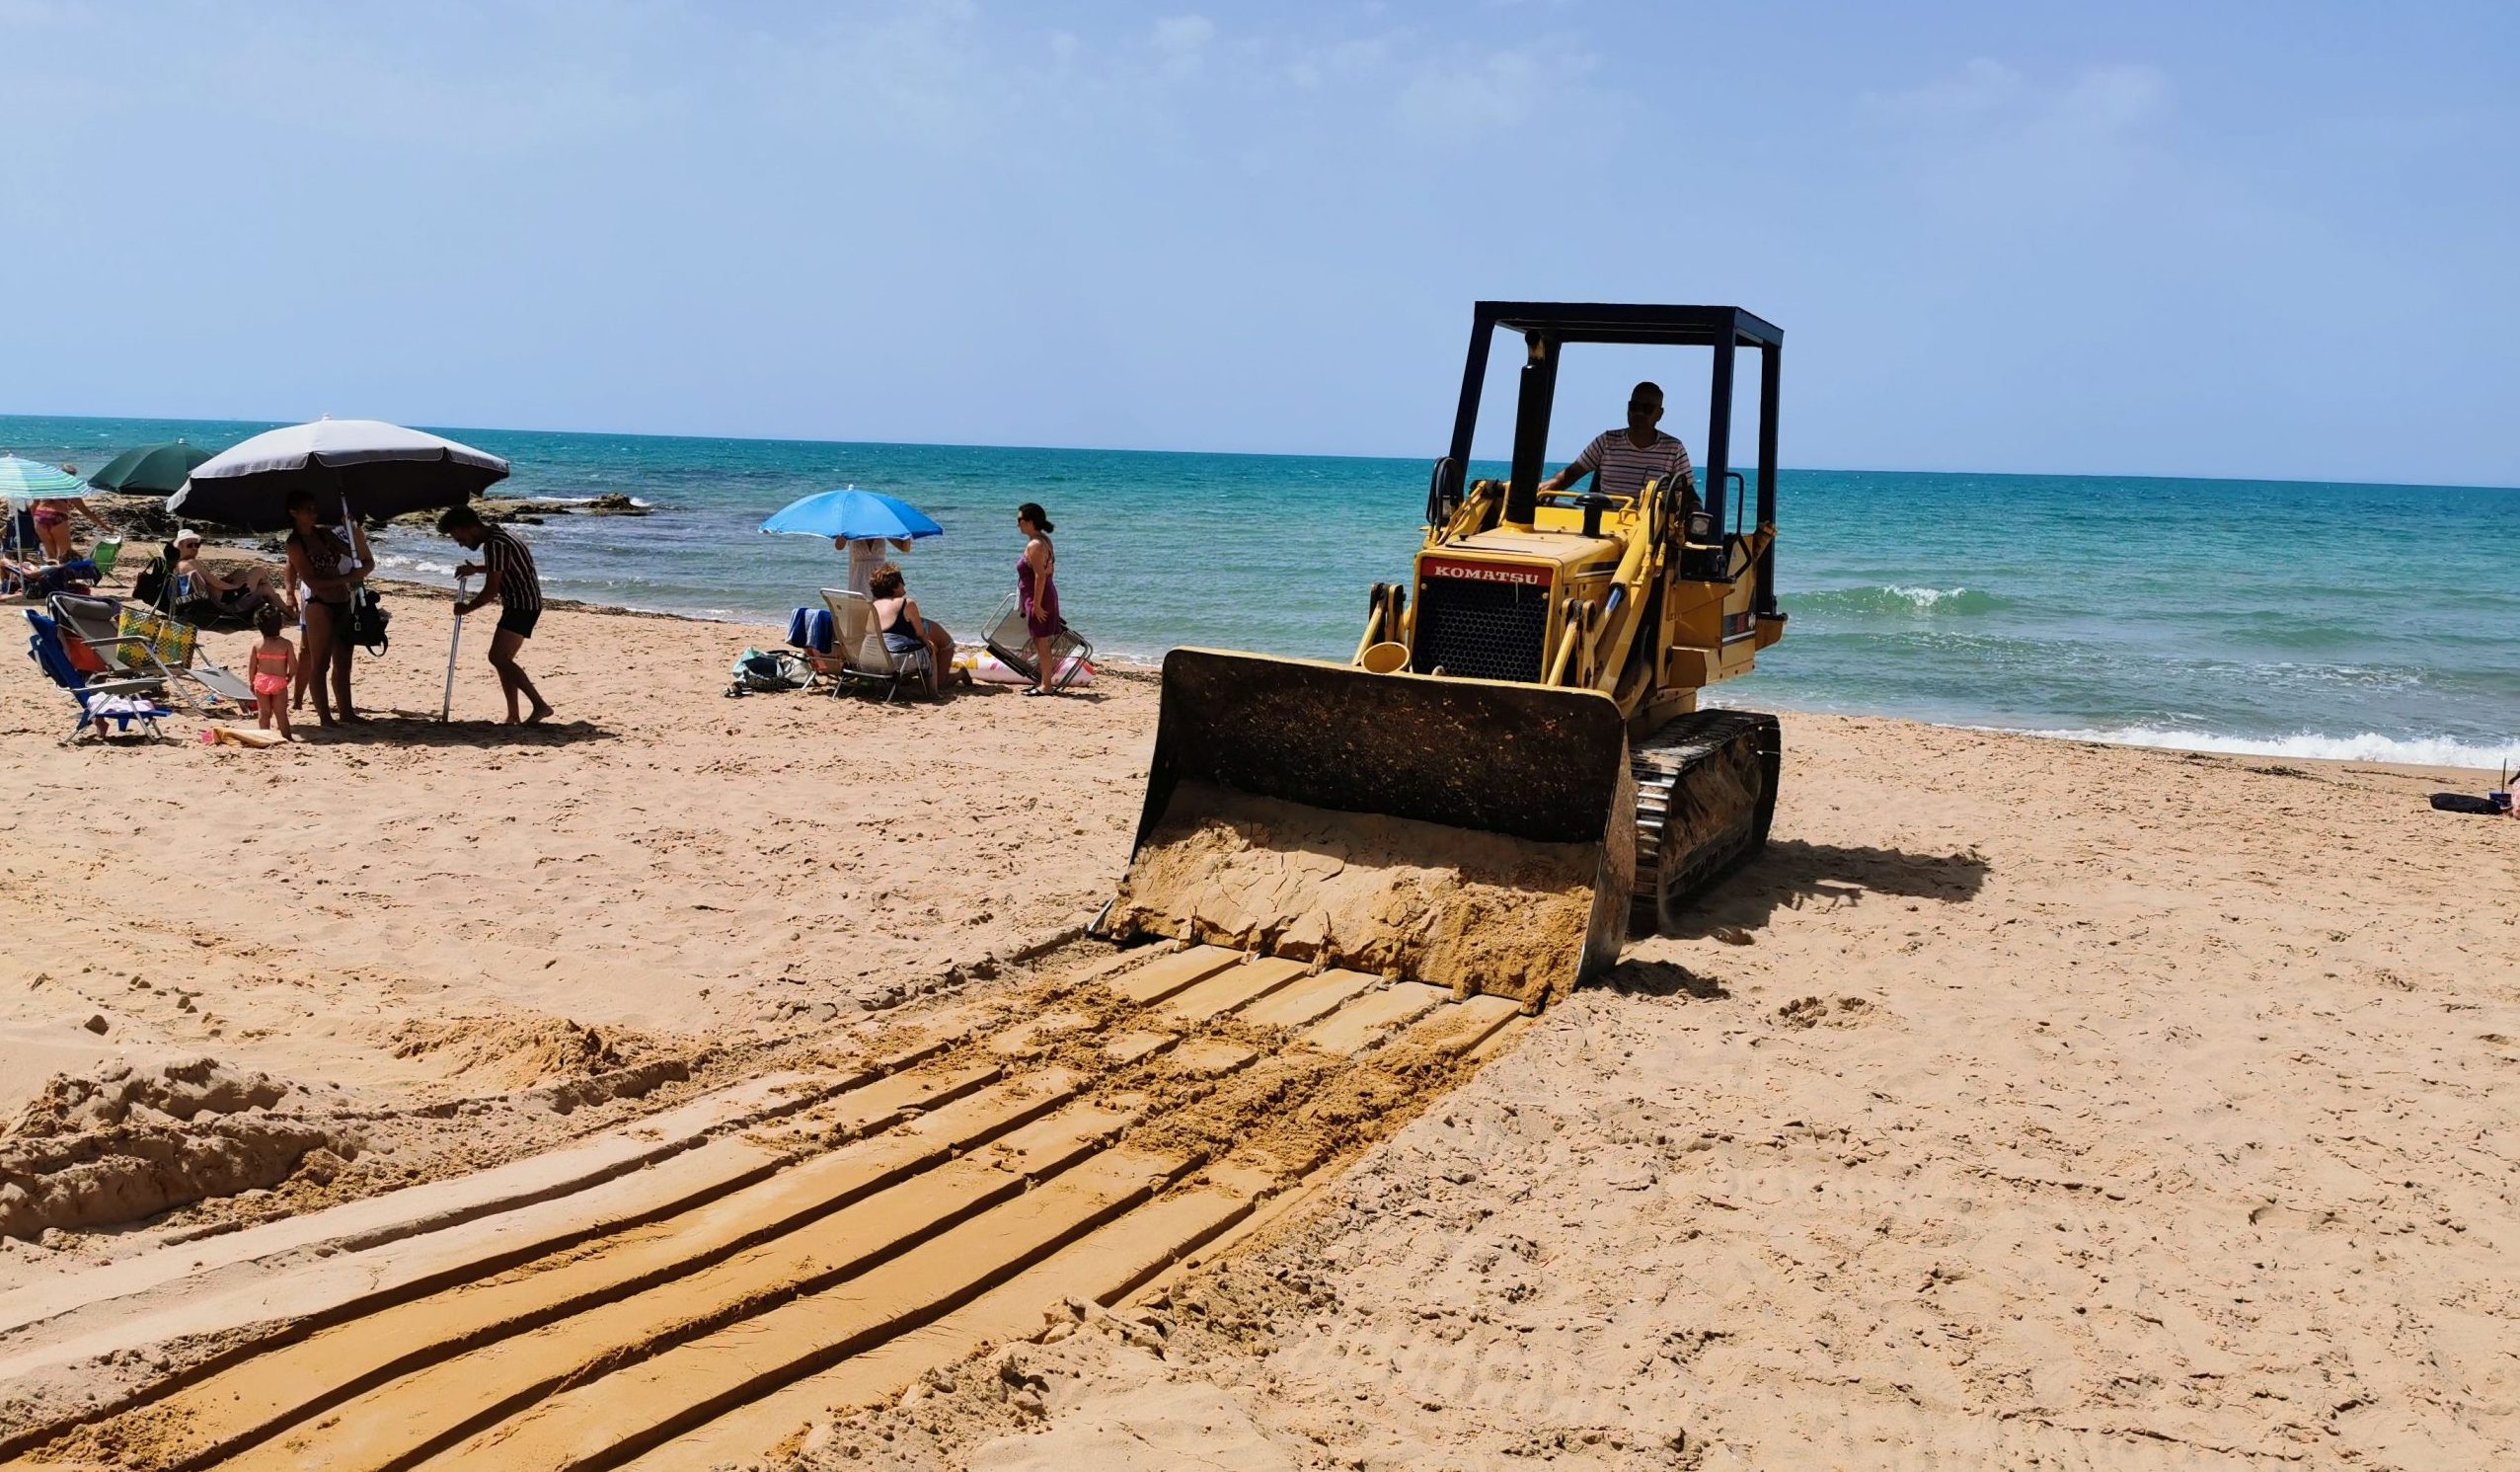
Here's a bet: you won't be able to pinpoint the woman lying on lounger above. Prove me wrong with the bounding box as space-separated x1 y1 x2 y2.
867 562 962 697
172 529 283 620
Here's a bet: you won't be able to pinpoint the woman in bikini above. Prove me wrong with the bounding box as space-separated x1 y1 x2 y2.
281 488 372 727
1015 502 1061 697
29 485 108 565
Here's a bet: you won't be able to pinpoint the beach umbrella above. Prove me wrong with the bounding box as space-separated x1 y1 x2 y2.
88 440 214 495
758 488 944 541
169 418 509 532
0 455 87 497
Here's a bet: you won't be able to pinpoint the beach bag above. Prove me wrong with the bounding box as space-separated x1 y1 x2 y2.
350 586 390 655
2428 793 2500 814
116 605 199 671
726 648 809 696
131 552 171 609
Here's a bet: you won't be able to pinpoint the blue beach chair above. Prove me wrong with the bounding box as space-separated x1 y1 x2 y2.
25 610 174 743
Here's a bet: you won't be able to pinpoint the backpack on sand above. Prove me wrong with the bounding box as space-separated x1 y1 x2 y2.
350 585 391 655
725 648 809 696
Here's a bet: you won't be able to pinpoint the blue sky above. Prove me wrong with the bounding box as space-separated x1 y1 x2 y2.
4 1 2515 484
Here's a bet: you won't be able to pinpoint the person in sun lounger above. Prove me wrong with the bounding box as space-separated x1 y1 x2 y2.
868 562 961 697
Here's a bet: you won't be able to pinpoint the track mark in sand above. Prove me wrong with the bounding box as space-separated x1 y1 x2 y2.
5 944 1537 1472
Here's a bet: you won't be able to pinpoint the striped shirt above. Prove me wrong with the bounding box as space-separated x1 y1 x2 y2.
479 524 543 614
1569 429 1694 500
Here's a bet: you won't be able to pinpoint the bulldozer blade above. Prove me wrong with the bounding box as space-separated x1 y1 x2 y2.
1098 649 1635 1010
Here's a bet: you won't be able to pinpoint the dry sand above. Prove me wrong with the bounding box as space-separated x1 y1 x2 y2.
3 583 2515 1467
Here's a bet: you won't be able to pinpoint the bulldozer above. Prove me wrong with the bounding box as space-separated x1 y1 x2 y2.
1094 302 1787 1011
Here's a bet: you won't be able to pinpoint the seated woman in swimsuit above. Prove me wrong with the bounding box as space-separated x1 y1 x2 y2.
171 529 281 618
867 563 959 697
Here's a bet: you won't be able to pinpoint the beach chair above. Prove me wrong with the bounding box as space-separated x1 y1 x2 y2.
982 592 1095 691
26 610 175 743
170 571 261 632
87 538 120 581
48 593 252 712
819 587 931 702
2 558 100 600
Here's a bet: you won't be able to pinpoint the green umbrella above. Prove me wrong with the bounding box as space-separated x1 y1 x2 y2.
88 440 214 495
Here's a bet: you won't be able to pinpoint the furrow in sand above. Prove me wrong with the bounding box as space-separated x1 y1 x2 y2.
1234 965 1383 1031
613 1000 1532 1469
0 1069 850 1350
10 952 1542 1472
420 1146 1202 1472
21 1067 1061 1472
1297 978 1449 1055
1101 944 1247 1005
1153 955 1312 1022
614 1178 1271 1471
219 1093 1146 1472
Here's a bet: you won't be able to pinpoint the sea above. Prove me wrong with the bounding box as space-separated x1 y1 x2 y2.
8 414 2516 770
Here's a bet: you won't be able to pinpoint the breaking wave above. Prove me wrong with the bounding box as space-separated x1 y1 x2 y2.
1790 584 2003 616
2013 725 2518 771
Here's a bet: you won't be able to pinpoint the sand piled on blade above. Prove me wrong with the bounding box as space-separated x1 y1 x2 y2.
1105 780 1601 1008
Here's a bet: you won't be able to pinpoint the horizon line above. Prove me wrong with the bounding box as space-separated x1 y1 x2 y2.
7 408 2516 498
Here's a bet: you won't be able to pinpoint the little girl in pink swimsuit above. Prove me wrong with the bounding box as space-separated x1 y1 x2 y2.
249 603 297 740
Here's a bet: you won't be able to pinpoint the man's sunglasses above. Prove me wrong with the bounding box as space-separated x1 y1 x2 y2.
1627 401 1659 413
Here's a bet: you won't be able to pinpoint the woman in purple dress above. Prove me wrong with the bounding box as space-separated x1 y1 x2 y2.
1015 502 1061 697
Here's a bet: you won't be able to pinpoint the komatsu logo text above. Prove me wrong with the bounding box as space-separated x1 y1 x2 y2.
1421 557 1550 587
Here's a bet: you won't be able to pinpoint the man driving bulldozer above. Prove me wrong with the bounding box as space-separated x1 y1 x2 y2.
1538 380 1696 502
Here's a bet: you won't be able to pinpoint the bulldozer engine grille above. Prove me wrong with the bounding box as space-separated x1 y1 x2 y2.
1413 578 1549 682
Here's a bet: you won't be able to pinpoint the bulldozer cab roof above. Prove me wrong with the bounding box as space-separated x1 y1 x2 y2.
1440 301 1782 584
1474 301 1783 349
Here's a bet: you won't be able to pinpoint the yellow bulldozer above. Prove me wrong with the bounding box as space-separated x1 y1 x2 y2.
1095 302 1787 1011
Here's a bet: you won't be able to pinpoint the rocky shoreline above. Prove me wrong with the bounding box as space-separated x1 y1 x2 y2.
89 490 649 546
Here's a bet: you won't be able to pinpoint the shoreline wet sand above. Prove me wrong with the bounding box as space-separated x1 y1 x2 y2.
2 584 2513 1467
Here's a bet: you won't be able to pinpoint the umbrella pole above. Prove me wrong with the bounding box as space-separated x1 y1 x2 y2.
440 577 469 722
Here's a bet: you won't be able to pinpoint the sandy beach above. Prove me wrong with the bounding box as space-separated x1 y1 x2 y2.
3 586 2514 1469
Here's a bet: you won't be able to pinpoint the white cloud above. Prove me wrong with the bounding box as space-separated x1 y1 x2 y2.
1862 58 2169 142
1861 57 2023 121
1394 43 1588 141
1151 14 1215 77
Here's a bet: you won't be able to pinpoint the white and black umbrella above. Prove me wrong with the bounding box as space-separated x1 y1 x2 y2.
169 418 509 531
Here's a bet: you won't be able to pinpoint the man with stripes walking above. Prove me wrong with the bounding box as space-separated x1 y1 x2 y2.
439 504 554 726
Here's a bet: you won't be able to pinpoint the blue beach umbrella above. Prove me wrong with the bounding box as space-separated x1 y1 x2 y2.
0 455 87 497
758 488 944 541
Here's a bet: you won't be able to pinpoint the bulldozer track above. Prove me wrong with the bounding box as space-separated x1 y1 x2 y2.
0 944 1528 1472
1630 709 1781 937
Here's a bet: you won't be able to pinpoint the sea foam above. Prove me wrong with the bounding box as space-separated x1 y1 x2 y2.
2015 725 2518 771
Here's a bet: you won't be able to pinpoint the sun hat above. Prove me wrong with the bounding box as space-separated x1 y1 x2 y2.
174 527 202 544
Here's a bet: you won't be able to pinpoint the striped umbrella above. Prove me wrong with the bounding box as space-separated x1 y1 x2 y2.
0 455 86 497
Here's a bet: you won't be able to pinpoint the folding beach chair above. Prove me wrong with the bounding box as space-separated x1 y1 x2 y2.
26 610 175 743
819 587 932 703
47 594 251 713
982 592 1095 691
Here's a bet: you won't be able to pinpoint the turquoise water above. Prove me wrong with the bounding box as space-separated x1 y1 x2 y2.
8 414 2517 768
